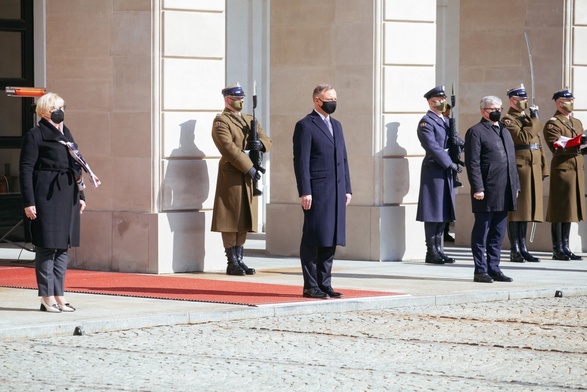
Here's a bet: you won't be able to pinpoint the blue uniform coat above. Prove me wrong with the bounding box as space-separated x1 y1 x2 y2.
416 110 456 222
293 111 352 247
465 119 519 213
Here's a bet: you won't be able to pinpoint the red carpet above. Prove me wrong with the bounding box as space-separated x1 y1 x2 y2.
0 265 404 306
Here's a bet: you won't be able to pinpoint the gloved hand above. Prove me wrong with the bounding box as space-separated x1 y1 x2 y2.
449 163 462 173
529 106 539 119
248 167 261 181
581 134 587 145
452 136 465 147
247 140 264 151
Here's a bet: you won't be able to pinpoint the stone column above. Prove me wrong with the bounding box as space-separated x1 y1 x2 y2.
266 0 438 261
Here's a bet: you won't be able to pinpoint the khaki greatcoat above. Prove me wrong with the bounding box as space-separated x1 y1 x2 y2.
211 108 272 233
543 112 586 223
502 108 548 222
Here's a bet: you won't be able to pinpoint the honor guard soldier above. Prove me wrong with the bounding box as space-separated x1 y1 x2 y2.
543 89 585 260
502 84 548 263
416 85 460 264
211 83 272 275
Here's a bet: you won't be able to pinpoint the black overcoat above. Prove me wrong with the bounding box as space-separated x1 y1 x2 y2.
415 110 456 222
293 111 352 247
464 119 519 213
19 119 84 249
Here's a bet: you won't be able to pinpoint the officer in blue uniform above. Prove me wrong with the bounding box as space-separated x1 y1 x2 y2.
416 86 461 264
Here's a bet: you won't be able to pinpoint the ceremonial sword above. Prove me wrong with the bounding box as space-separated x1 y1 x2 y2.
524 32 538 242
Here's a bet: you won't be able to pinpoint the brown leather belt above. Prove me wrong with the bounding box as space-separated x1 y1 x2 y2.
515 143 541 151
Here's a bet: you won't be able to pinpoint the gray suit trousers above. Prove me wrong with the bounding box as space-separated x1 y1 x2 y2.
35 246 68 297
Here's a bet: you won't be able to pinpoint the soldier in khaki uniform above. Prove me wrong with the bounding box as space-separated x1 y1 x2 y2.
501 85 548 263
543 88 585 260
211 83 272 275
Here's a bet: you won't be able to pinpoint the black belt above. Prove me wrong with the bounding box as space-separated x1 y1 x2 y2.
515 143 541 151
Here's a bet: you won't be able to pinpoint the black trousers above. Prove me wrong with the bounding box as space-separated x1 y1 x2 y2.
471 211 507 275
300 243 336 290
35 246 68 297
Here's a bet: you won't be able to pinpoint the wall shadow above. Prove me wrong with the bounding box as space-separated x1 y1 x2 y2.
381 121 409 260
161 120 209 272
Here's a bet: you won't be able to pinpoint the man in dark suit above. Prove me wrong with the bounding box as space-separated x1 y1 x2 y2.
416 86 461 264
465 96 519 283
293 84 352 299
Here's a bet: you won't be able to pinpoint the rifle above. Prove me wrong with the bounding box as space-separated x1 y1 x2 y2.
447 83 464 187
246 82 265 196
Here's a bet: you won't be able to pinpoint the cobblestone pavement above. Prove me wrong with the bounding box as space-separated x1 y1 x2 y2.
1 296 586 392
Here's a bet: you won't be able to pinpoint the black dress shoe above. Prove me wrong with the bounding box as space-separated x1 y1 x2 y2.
489 272 513 282
303 288 329 299
473 273 494 283
321 287 343 298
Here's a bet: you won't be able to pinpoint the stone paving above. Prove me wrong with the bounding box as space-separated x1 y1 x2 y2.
1 296 585 391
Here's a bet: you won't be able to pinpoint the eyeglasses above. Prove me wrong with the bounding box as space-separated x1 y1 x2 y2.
483 107 502 113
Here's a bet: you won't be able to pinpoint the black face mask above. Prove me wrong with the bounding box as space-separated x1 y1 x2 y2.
488 110 501 122
51 109 64 124
320 99 337 115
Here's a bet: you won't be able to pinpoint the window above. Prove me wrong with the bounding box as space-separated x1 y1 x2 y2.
0 0 34 149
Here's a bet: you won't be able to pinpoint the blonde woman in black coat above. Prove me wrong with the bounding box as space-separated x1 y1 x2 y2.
19 93 86 313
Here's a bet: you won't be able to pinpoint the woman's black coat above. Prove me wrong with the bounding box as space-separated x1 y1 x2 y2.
19 118 84 249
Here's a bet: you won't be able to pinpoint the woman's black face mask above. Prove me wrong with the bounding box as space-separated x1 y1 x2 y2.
51 109 64 124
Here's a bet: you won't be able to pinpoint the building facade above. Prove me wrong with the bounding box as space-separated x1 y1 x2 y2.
0 0 585 272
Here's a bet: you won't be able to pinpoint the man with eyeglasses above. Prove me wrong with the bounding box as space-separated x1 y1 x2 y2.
501 84 548 263
464 96 519 283
543 88 586 260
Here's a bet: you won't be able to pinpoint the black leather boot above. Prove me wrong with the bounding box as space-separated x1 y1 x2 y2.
507 221 525 262
225 247 245 276
425 237 444 264
443 223 455 242
551 223 570 260
561 222 583 260
235 246 255 275
518 222 539 262
435 233 455 263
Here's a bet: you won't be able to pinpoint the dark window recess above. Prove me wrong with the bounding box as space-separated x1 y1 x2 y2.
0 0 33 243
0 0 34 149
